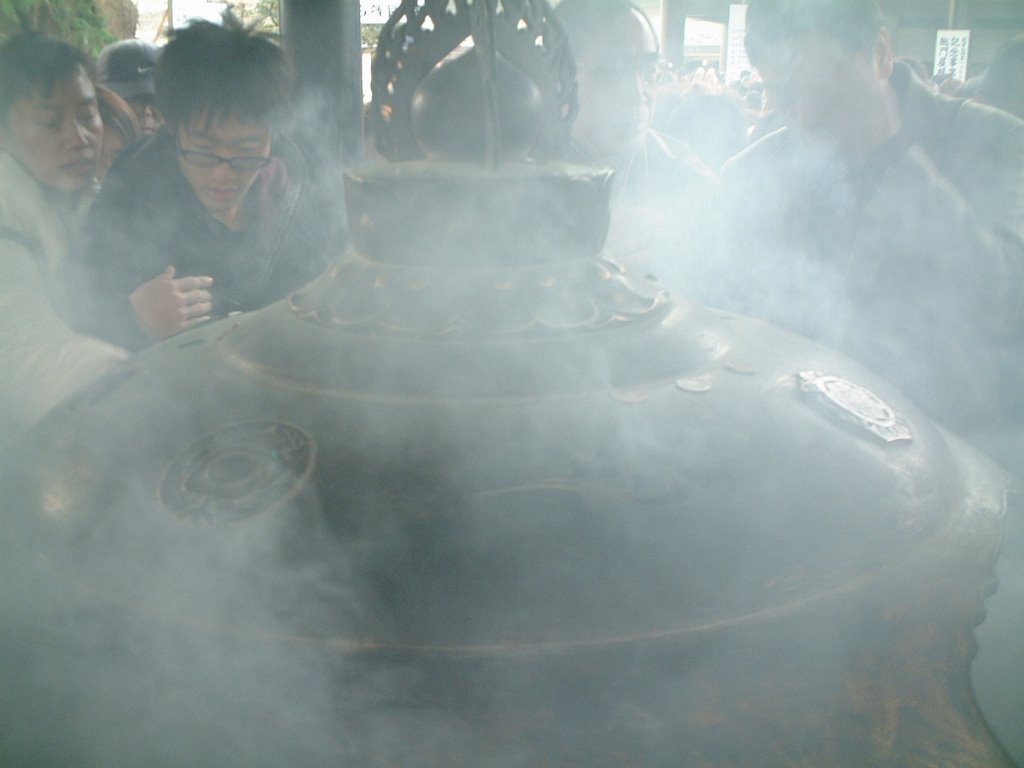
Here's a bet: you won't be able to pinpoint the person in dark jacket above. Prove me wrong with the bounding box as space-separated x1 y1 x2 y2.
73 13 344 351
710 0 1024 431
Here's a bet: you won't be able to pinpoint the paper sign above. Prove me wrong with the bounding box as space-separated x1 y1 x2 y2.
362 1 402 24
933 29 970 82
170 0 227 28
725 4 751 86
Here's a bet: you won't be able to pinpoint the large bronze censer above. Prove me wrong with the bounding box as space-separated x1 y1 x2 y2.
0 0 1014 765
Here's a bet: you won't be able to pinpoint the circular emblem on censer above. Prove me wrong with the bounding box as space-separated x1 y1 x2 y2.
158 422 316 524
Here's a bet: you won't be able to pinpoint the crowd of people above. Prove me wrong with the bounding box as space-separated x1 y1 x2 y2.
0 12 346 449
1 0 1023 462
553 0 1024 453
713 0 1024 439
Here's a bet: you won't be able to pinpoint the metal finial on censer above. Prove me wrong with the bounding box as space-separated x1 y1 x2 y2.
370 0 576 162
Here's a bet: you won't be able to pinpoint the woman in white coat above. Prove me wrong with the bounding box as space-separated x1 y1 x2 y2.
0 32 127 441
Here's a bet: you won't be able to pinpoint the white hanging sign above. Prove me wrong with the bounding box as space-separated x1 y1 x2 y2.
933 29 971 82
725 4 751 86
169 0 227 28
361 1 402 24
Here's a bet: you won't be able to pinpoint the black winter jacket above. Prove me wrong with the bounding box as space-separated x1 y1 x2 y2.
71 128 346 351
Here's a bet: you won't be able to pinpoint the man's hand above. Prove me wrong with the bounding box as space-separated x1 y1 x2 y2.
129 266 214 341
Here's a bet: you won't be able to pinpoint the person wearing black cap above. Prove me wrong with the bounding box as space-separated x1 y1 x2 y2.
96 38 163 136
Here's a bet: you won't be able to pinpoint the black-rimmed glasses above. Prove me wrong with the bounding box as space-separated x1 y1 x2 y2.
178 146 272 173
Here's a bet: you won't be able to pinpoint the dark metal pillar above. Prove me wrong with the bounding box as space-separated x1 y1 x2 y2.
280 0 365 166
661 0 688 68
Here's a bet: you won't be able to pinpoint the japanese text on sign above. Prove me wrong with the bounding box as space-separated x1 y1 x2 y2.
362 1 401 24
933 29 971 82
725 4 751 86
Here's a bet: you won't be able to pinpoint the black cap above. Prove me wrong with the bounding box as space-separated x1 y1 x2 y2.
97 39 160 100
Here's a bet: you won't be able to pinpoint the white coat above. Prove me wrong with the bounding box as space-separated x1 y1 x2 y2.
0 152 128 438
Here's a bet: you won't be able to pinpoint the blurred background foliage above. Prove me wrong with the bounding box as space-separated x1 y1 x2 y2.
0 0 129 53
0 0 380 58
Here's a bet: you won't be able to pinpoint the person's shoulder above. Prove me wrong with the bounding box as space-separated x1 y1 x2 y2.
0 153 50 219
105 132 153 179
84 130 189 265
649 130 714 173
918 89 1024 179
920 84 1022 132
108 129 177 181
644 130 718 194
249 134 315 209
645 129 703 166
720 126 793 180
272 134 307 170
93 131 180 212
955 95 1024 140
900 64 1024 148
0 153 67 261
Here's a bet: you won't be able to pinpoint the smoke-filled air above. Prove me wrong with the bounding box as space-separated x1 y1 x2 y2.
0 0 1022 766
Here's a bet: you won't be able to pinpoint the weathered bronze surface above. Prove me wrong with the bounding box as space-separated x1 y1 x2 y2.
0 161 1013 767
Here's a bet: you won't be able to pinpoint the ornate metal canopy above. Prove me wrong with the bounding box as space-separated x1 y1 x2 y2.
368 0 577 161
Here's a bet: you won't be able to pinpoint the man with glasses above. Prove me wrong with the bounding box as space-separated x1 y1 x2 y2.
72 13 343 350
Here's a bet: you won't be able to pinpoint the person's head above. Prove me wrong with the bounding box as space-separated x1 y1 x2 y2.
0 31 102 195
744 0 894 156
156 14 293 225
555 0 660 162
95 84 139 181
976 36 1024 119
97 39 163 136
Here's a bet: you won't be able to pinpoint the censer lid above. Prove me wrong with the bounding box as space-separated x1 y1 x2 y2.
343 160 614 266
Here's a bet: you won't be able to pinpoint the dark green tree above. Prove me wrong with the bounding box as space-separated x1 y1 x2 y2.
0 0 115 54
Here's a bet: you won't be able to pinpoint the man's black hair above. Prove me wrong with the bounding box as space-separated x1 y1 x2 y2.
0 32 93 124
745 0 885 68
156 12 293 132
